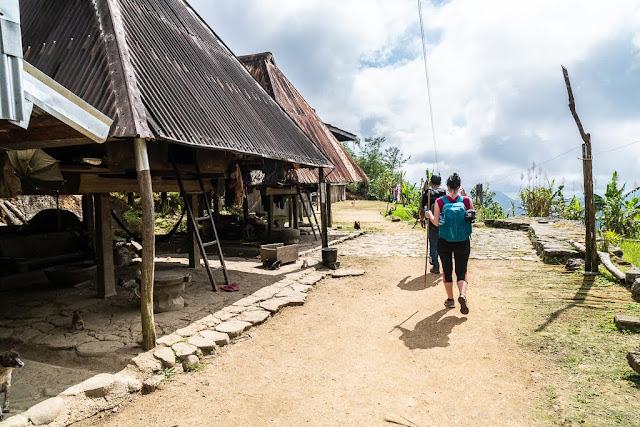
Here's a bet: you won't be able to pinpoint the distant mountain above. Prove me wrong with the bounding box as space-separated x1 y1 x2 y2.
493 191 524 216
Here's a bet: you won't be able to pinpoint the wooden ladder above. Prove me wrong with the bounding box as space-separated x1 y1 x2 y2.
171 156 229 292
298 187 320 241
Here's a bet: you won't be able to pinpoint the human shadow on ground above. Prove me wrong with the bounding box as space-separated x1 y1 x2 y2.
397 274 440 291
535 275 596 332
396 308 467 350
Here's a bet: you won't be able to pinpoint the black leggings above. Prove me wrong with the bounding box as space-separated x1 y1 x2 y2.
437 238 471 283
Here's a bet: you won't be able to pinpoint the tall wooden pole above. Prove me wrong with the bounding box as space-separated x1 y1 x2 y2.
562 66 598 272
134 138 156 350
319 168 329 248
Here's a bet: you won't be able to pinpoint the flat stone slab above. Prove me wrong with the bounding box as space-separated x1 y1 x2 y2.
215 320 251 338
153 347 176 368
131 352 163 374
260 298 291 313
331 269 365 278
27 397 64 425
233 296 261 307
614 314 640 330
199 330 230 347
283 294 306 306
142 374 164 395
251 286 281 301
275 288 307 299
187 335 216 354
76 340 124 357
238 310 271 325
291 284 313 293
199 314 221 328
61 373 126 399
175 323 207 337
172 342 198 358
157 333 183 346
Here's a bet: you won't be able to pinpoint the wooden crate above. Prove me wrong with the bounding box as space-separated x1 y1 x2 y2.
260 243 299 265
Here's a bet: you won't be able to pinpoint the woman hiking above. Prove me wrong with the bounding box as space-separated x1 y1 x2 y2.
425 173 474 315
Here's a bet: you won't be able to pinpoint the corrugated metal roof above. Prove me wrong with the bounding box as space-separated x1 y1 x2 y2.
239 52 367 184
19 0 331 168
0 0 26 122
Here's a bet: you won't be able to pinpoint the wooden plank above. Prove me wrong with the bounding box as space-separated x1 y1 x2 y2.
78 174 208 193
265 187 297 196
94 193 116 299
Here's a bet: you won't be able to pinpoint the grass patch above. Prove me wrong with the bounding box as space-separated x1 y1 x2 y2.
619 240 640 268
388 206 418 222
509 265 640 425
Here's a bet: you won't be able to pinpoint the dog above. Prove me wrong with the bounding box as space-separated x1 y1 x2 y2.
0 349 24 420
71 310 85 330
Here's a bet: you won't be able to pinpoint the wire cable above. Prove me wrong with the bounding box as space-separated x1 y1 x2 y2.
593 139 640 156
417 0 439 172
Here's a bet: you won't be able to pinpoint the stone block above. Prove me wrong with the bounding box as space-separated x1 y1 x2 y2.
62 373 118 398
626 268 640 286
131 352 162 374
175 323 206 338
187 335 216 354
172 342 198 358
153 347 176 368
291 284 313 293
632 279 640 298
157 333 182 346
238 310 271 325
27 397 64 425
614 314 640 331
214 320 251 339
142 375 164 395
2 414 29 427
199 330 230 347
260 298 290 313
627 350 640 374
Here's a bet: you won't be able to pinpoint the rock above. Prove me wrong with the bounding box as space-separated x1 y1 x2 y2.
238 310 271 325
114 246 133 267
128 240 143 256
199 330 230 347
251 286 280 301
283 293 306 306
615 315 640 331
331 269 365 277
131 352 163 374
610 246 624 257
182 355 200 371
565 258 585 271
2 414 29 427
260 298 291 313
627 350 640 374
153 347 176 368
114 372 142 392
62 373 127 399
232 296 260 307
76 340 125 357
27 397 64 425
187 335 216 354
216 311 237 322
214 320 251 339
199 315 221 328
632 279 640 298
625 268 640 286
174 322 207 338
275 288 307 299
42 388 58 397
142 375 164 395
172 342 198 358
157 333 182 346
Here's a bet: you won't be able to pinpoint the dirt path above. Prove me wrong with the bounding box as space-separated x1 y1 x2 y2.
72 201 558 426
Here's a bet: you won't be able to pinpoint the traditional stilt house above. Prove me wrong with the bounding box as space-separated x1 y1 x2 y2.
1 0 331 349
239 52 367 230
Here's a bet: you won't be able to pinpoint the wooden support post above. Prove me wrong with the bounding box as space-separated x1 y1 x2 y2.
188 194 200 268
81 194 95 242
134 138 156 350
292 194 299 230
94 193 116 299
213 193 220 222
476 183 483 208
326 182 333 227
562 66 598 272
319 169 329 248
268 195 273 241
242 194 249 238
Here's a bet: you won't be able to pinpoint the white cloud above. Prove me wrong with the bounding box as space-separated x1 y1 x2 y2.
192 0 640 195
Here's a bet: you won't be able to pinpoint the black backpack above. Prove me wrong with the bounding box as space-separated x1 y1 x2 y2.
428 188 446 212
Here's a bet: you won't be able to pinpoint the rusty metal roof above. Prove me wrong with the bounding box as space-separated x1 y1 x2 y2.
19 0 331 168
239 52 367 184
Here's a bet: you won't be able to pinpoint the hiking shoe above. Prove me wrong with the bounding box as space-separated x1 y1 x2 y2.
444 298 455 308
429 266 440 274
458 294 469 315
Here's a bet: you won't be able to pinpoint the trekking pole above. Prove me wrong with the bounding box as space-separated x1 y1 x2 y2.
424 190 431 278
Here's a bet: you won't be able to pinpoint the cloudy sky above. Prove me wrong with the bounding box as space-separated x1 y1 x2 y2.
189 0 640 196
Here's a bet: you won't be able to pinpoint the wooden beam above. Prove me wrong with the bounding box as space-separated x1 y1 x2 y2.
265 187 297 196
292 194 299 230
268 195 273 241
94 193 116 298
78 174 209 193
319 169 329 248
326 182 333 228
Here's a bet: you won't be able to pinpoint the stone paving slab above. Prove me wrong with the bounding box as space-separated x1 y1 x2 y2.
215 320 251 339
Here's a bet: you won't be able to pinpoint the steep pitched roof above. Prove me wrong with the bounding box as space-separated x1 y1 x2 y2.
239 52 367 184
19 0 331 167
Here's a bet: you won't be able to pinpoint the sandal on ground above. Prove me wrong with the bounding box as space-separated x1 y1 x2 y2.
444 298 455 308
221 284 238 292
458 294 469 315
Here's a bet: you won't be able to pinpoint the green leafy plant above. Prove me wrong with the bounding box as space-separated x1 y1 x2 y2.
595 171 640 238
